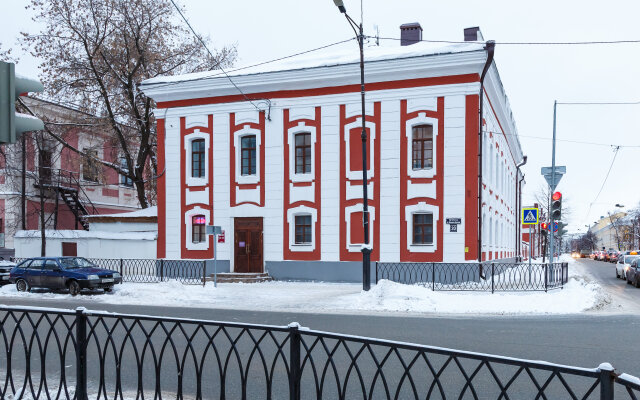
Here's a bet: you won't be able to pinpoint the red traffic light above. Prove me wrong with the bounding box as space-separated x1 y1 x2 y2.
541 222 548 229
552 191 562 201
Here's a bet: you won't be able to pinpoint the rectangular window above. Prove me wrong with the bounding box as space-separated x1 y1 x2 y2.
294 215 312 244
192 215 206 244
412 125 433 170
413 213 433 245
119 156 133 187
82 149 100 182
294 133 311 174
241 135 256 176
191 139 205 178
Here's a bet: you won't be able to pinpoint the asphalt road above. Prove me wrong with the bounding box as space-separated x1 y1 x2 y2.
1 259 640 398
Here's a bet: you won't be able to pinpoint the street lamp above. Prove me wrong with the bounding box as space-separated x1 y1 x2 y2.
332 0 371 291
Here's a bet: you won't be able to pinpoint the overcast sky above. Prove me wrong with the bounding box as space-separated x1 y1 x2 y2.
2 0 639 233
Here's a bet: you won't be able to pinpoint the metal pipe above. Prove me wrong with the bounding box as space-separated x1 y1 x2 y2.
477 41 495 262
515 156 527 260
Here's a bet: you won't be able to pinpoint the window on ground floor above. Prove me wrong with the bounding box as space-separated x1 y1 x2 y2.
295 215 312 244
192 215 206 244
412 213 433 245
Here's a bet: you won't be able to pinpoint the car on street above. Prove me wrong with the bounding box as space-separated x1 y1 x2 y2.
597 251 607 261
609 251 620 263
625 259 640 288
0 259 15 286
9 257 122 296
617 254 640 280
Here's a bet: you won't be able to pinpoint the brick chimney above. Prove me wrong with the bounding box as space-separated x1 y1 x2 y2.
463 27 485 42
400 23 422 46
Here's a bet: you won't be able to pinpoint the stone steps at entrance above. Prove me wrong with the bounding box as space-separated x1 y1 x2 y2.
206 272 273 284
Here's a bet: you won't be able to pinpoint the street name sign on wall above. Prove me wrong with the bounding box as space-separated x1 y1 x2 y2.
522 208 539 225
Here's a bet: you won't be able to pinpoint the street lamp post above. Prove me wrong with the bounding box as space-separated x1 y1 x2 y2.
333 0 371 291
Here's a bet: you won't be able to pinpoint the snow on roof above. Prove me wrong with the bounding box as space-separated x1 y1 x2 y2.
15 230 157 241
142 41 485 86
85 206 157 219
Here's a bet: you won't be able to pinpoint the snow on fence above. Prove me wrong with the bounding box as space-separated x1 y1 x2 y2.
11 257 206 285
376 262 569 292
0 305 637 399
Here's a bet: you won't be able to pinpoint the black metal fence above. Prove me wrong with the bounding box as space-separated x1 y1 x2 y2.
11 257 207 285
0 305 637 399
376 262 569 292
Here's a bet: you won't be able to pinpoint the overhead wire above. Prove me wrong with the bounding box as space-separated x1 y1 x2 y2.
584 146 621 222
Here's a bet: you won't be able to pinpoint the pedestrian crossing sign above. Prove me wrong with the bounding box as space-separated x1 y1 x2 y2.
522 207 539 225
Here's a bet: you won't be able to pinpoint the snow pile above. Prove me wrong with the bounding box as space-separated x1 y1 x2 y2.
0 256 604 315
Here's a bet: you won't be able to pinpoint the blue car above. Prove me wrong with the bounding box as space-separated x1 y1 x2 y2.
10 257 122 296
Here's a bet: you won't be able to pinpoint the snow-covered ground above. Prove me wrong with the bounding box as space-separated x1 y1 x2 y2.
0 255 608 315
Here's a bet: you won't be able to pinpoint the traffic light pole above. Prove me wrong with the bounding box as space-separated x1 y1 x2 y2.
549 101 557 266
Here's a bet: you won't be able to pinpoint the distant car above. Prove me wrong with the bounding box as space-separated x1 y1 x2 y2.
626 259 640 288
0 259 16 286
9 257 122 296
597 251 607 261
609 252 620 263
590 252 597 260
617 255 639 279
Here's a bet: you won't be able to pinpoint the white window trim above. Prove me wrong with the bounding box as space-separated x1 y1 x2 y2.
234 125 261 184
405 203 439 253
183 129 209 187
288 123 316 183
344 204 376 251
406 113 438 179
287 206 317 252
184 206 210 251
344 118 376 181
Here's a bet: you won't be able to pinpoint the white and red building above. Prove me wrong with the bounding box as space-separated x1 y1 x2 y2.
141 26 525 279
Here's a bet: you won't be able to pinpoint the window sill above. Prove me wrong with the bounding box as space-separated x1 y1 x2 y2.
292 243 312 247
411 243 434 246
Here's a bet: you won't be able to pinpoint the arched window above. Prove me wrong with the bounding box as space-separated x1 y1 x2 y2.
412 125 433 170
489 146 494 186
295 132 311 174
192 215 206 244
191 139 205 178
495 153 499 191
241 135 257 176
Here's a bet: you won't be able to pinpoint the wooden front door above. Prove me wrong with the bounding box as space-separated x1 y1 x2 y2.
234 218 263 273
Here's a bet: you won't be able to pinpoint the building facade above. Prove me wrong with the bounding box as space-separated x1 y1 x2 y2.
0 97 140 254
141 26 524 276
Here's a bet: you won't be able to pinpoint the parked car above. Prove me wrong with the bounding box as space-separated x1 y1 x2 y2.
0 259 16 286
617 254 639 279
626 259 640 288
9 257 122 296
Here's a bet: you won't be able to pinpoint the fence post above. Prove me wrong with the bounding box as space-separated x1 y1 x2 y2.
75 307 88 400
160 259 164 282
491 263 495 294
119 259 123 277
203 260 207 287
375 262 378 284
544 264 548 292
598 363 615 400
432 262 435 291
289 322 301 400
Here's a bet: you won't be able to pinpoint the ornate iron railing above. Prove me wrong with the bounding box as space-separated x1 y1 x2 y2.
11 257 207 285
0 305 635 399
376 262 569 292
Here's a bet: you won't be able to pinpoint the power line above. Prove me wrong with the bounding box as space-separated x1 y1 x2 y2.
485 130 640 148
375 36 640 46
557 101 640 105
168 0 260 112
585 146 621 222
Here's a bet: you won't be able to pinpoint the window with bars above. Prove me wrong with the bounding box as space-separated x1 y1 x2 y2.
294 215 312 244
412 213 433 245
192 215 206 244
241 135 256 176
82 149 100 182
119 156 133 187
191 139 205 178
411 125 433 170
294 132 311 174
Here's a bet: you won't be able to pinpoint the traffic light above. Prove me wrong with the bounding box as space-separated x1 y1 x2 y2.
551 191 562 220
0 61 44 144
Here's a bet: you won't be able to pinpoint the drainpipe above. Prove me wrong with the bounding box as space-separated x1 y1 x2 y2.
515 156 527 261
477 41 495 262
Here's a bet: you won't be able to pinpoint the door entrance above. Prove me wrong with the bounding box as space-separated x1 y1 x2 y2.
234 217 263 273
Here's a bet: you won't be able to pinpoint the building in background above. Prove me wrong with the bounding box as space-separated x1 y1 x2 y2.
141 25 524 280
590 211 633 251
0 97 140 257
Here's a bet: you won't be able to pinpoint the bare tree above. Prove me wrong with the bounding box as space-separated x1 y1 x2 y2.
21 0 236 208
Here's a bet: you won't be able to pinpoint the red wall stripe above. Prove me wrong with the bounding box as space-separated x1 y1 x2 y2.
464 94 479 260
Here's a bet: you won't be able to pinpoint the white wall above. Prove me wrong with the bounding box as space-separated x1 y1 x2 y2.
15 236 156 259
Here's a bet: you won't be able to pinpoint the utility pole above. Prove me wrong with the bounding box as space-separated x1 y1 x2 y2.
549 101 557 265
